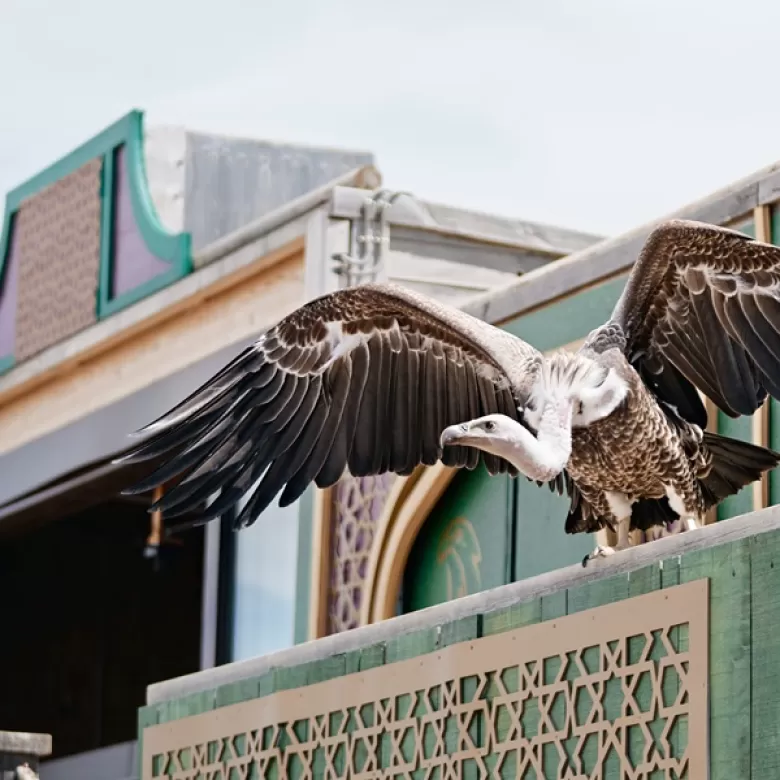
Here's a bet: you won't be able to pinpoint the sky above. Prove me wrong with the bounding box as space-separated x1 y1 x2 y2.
2 0 780 237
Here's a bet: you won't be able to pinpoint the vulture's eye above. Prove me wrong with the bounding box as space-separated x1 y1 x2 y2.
484 421 496 432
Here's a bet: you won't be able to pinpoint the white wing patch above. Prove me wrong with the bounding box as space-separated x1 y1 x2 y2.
323 320 368 369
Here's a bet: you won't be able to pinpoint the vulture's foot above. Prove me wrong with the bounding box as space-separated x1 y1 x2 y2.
581 542 630 568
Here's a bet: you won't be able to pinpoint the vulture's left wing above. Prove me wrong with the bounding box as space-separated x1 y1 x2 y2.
586 219 780 426
116 283 542 529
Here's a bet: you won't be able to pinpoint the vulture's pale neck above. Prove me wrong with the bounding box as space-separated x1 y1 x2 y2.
501 398 573 482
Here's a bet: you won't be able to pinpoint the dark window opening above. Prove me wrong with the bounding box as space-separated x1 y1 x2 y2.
0 493 204 760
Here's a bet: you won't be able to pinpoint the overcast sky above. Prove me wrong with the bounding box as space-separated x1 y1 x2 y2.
2 0 779 237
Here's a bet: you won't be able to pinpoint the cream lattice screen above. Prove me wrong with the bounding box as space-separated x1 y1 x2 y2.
143 580 708 780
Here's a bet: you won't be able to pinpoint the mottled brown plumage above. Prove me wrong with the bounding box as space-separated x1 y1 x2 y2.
118 218 780 555
564 352 711 533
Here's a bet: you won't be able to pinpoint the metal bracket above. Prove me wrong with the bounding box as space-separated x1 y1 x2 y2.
331 188 412 287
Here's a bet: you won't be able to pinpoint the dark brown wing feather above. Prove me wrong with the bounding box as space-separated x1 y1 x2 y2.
117 283 540 529
586 219 780 425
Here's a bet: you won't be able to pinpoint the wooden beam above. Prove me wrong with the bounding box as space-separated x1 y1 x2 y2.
704 394 720 525
753 205 772 512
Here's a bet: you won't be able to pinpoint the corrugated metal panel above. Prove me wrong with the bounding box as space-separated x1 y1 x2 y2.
183 133 375 251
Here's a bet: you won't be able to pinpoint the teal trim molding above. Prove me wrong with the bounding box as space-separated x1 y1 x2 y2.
0 207 15 374
0 109 192 375
0 354 14 375
96 111 192 317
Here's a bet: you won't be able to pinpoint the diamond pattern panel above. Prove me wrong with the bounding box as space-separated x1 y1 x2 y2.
14 158 102 361
143 580 708 780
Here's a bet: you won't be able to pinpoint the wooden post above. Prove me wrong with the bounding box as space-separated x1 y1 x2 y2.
146 486 164 551
753 205 772 512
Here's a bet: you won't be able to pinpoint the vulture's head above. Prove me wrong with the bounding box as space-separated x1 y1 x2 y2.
440 414 521 457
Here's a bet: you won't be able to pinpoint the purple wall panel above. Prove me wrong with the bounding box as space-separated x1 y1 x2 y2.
111 146 170 298
0 216 19 357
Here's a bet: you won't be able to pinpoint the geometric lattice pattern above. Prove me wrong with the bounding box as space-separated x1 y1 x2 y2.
14 157 102 361
143 580 708 780
328 473 396 634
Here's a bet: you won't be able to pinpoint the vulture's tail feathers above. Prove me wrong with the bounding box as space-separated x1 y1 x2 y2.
699 431 780 509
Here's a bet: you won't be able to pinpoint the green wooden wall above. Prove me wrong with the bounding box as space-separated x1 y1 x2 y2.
140 523 780 779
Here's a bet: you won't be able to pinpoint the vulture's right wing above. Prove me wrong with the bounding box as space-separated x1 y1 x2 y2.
117 283 542 529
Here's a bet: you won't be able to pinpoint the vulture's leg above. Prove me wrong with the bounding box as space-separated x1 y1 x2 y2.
663 515 700 536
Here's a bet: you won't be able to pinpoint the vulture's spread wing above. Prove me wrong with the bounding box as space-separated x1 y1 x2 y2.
118 283 542 528
586 219 780 426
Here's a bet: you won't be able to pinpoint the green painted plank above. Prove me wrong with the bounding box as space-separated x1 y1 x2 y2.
681 541 751 780
345 642 385 674
482 597 542 636
257 670 275 698
272 661 311 692
439 614 482 646
156 689 217 724
306 653 347 684
566 572 628 615
628 563 662 598
541 590 567 621
385 614 482 664
750 530 780 778
660 556 680 590
137 704 159 729
216 678 262 708
385 627 440 664
717 411 754 520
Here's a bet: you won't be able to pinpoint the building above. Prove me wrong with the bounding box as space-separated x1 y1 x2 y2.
136 158 780 779
0 109 602 780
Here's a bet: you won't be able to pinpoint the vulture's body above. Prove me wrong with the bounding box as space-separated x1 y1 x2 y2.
119 219 780 563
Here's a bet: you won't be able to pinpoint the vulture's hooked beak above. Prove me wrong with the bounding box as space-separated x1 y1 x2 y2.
440 422 472 447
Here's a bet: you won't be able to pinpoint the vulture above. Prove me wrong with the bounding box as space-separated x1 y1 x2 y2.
118 219 780 565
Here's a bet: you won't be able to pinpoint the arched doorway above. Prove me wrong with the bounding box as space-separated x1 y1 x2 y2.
401 465 514 613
